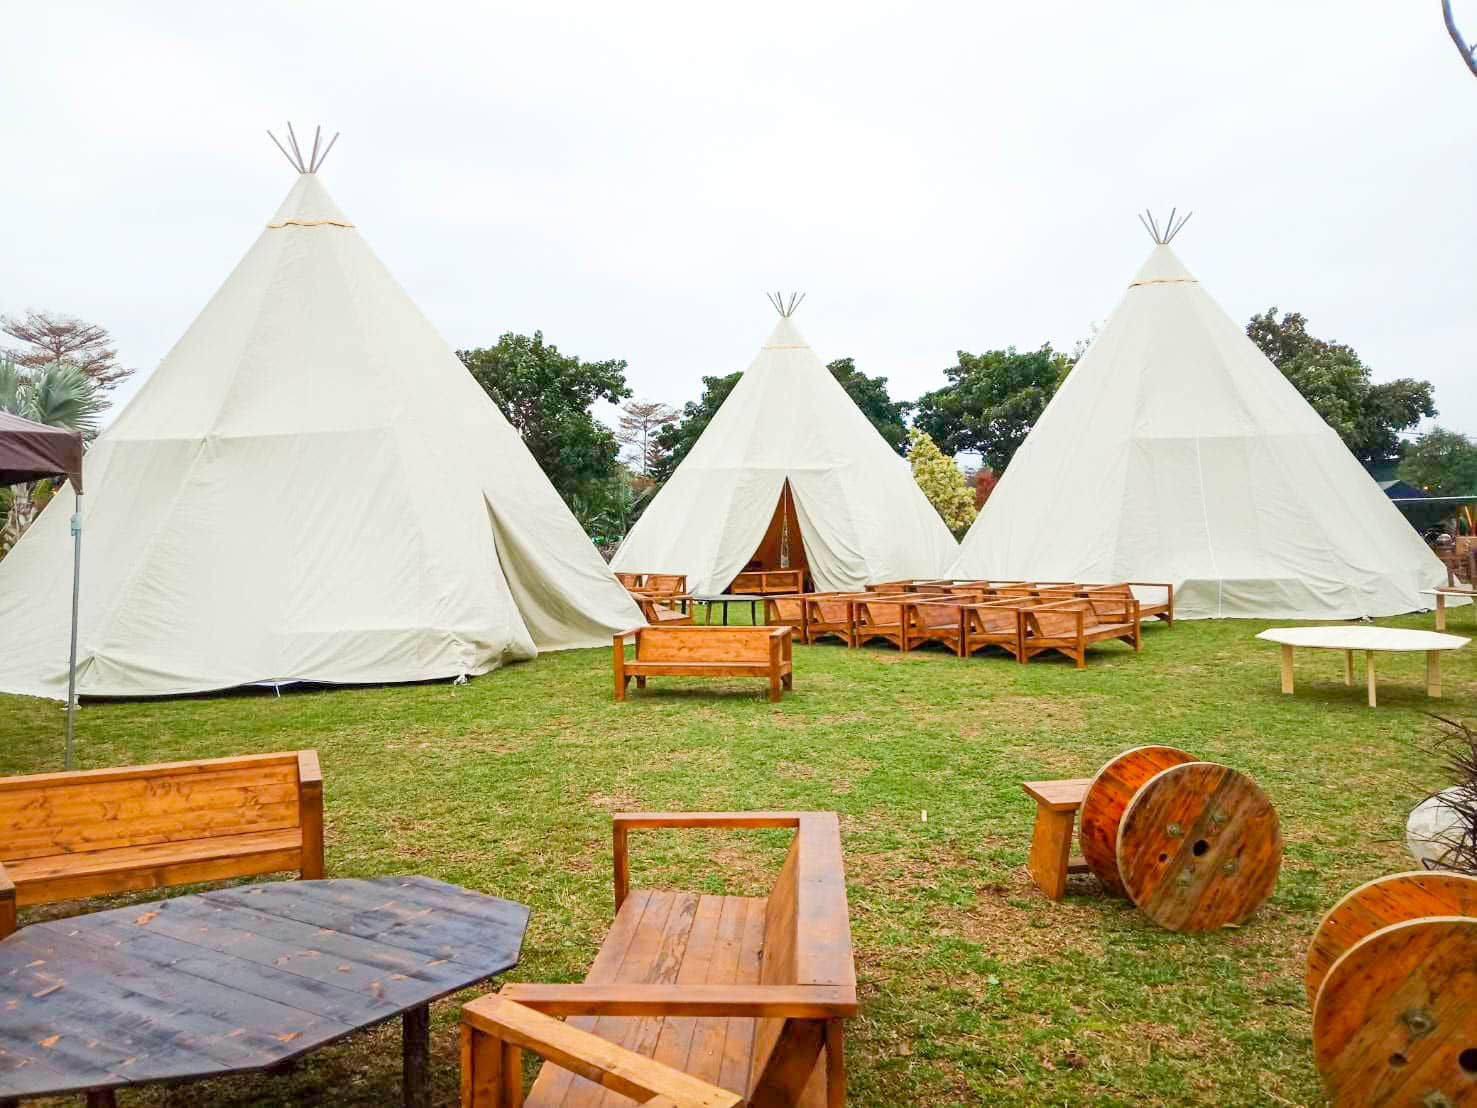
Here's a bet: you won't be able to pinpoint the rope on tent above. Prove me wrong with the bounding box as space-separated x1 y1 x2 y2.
766 292 806 318
1137 208 1193 244
267 123 341 174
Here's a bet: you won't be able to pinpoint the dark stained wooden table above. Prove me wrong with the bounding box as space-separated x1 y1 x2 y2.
0 876 528 1107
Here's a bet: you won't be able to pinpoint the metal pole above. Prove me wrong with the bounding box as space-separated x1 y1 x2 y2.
65 493 81 770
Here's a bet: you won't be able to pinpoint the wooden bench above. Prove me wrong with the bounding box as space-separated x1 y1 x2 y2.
0 751 324 937
1019 596 1142 667
959 599 1034 660
801 593 870 647
764 594 809 641
1057 582 1173 626
730 569 805 595
616 572 646 590
614 626 794 702
852 592 934 649
900 595 975 654
460 811 856 1107
1021 778 1093 900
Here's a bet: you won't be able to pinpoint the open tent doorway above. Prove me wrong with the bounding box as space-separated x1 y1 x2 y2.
738 479 808 586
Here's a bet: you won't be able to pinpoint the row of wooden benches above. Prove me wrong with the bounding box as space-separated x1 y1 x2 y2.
0 754 854 1107
617 570 806 598
764 581 1172 667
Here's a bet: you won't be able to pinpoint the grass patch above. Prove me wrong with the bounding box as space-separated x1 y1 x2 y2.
2 609 1471 1105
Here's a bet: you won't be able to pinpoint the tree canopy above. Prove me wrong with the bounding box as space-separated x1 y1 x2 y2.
907 428 976 536
912 345 1073 474
457 332 631 505
2 311 134 393
1246 309 1435 464
1398 427 1477 498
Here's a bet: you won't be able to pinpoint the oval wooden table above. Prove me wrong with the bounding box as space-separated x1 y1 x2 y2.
1255 626 1470 708
0 876 529 1107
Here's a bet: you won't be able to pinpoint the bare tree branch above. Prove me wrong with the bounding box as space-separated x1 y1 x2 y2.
1445 0 1477 78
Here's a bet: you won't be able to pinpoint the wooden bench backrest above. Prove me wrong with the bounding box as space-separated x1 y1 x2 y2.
857 593 930 624
0 753 305 862
645 573 686 594
616 572 645 589
636 627 774 664
908 596 965 629
750 812 853 1098
1029 599 1097 636
805 593 866 622
966 601 1025 634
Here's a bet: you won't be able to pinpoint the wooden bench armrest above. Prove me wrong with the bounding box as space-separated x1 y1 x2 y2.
501 983 857 1018
0 860 14 937
462 994 741 1108
296 750 325 880
614 626 647 644
612 812 803 911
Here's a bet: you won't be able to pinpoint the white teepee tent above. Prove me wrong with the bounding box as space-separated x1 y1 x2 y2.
0 138 640 700
949 217 1445 619
613 299 958 594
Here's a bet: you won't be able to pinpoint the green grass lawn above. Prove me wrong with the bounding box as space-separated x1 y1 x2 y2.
2 608 1474 1106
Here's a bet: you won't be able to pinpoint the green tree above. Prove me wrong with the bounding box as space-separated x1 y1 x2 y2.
826 357 910 453
912 345 1073 474
0 358 103 553
1398 427 1477 497
1246 309 1435 464
457 332 631 505
907 428 976 536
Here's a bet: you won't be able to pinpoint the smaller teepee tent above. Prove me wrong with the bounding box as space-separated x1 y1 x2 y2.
613 296 957 593
0 127 641 701
949 212 1445 619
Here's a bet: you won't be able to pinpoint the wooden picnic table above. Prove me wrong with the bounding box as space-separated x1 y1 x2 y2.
0 876 528 1108
1255 626 1470 708
1422 586 1477 631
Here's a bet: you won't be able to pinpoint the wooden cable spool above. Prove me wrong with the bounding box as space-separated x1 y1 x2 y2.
1079 745 1195 897
1306 871 1477 1009
1313 915 1477 1106
1114 761 1282 932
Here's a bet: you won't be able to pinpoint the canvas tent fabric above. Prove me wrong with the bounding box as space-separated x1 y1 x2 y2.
948 242 1446 618
0 410 82 490
613 313 958 594
0 171 641 701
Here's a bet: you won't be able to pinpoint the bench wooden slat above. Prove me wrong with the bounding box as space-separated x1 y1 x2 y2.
1022 778 1091 811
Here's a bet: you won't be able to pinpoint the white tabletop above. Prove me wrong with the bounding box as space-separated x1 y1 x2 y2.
1256 626 1470 652
1422 587 1477 597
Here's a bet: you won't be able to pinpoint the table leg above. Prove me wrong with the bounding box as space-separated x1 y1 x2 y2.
403 1003 430 1108
1279 644 1295 694
1436 593 1448 631
722 600 730 625
1366 651 1377 709
1026 800 1076 900
1428 650 1443 698
1343 650 1353 687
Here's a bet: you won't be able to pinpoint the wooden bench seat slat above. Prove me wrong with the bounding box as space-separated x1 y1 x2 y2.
1022 778 1092 811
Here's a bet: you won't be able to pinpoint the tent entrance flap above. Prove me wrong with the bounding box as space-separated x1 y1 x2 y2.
742 480 808 576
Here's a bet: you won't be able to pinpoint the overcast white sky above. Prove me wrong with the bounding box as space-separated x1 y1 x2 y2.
4 1 1474 442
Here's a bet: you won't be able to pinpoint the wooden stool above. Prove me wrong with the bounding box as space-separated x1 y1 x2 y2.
1021 778 1092 899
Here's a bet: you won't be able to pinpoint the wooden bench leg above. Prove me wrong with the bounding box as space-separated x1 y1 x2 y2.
769 670 782 702
404 1003 430 1108
1026 800 1076 900
635 676 646 689
1279 644 1295 694
825 1018 845 1108
0 887 14 938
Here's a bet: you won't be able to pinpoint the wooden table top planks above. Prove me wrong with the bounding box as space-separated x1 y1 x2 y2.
0 876 528 1104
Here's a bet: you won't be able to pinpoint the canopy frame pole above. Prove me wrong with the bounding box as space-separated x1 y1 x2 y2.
64 493 81 769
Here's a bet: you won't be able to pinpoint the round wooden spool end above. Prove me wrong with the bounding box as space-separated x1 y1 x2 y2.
1306 871 1477 1009
1078 744 1195 897
1313 916 1477 1107
1116 761 1282 932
